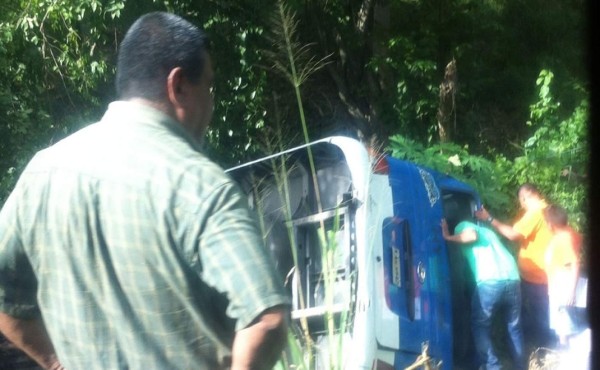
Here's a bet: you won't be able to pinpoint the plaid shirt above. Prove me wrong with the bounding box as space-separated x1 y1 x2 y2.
0 102 289 369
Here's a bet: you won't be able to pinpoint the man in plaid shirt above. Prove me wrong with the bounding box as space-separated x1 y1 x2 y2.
0 12 289 370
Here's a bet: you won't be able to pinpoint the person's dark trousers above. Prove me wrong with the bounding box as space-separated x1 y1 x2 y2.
471 280 525 370
521 280 555 349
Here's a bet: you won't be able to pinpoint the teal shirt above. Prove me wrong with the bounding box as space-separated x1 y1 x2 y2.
0 102 290 369
454 221 520 284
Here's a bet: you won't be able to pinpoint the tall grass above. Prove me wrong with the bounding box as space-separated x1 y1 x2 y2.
259 1 441 369
262 1 347 368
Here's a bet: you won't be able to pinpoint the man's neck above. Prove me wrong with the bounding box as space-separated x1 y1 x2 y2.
126 98 174 119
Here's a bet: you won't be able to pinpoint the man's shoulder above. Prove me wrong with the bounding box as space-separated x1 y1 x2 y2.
165 155 243 210
22 122 103 170
179 153 231 184
519 207 544 221
456 220 477 228
455 220 478 233
513 206 546 234
557 228 583 248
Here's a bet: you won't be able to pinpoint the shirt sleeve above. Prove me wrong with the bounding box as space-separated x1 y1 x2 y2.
0 186 39 318
196 181 290 331
454 221 476 235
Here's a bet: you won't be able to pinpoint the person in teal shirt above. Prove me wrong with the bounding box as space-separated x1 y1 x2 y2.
442 217 524 370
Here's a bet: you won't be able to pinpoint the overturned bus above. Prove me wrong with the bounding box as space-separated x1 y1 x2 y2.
226 136 480 370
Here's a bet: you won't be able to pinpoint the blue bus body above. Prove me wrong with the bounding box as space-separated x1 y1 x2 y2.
227 137 481 369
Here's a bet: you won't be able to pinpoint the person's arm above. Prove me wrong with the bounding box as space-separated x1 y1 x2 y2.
231 305 289 370
566 262 580 306
441 219 477 243
0 312 64 370
474 206 524 242
564 240 581 306
196 181 291 369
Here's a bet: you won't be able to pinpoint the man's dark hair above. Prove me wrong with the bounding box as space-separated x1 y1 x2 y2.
518 183 541 196
116 12 208 101
544 204 568 227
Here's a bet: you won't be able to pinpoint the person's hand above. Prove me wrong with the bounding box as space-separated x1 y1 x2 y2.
441 219 450 239
474 206 490 221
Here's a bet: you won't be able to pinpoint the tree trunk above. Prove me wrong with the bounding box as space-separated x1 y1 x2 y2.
437 58 457 143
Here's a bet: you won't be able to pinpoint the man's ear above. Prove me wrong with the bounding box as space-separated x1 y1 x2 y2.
166 67 185 108
166 67 191 124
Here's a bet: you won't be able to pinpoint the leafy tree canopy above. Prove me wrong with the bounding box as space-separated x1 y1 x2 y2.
0 0 589 234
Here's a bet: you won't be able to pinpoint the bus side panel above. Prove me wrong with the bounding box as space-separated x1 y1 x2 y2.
387 158 453 370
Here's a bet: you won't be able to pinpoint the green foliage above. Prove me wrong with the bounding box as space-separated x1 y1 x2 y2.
0 0 588 184
12 0 123 101
388 68 588 232
273 331 310 370
374 36 439 141
388 134 511 212
0 0 126 203
509 70 588 231
203 15 261 161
